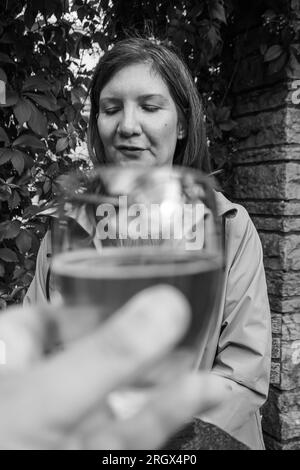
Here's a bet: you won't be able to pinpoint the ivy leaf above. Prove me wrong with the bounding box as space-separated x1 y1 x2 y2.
64 105 76 122
52 129 68 138
23 153 34 170
93 31 109 50
0 52 14 64
24 3 39 30
0 184 12 201
262 10 277 21
13 134 46 149
11 150 25 175
24 91 60 111
43 179 51 194
189 3 205 19
71 86 87 105
0 68 7 83
207 24 221 56
8 190 21 210
4 220 21 239
13 98 32 125
218 119 238 131
209 0 227 24
0 263 4 278
287 50 300 78
0 148 14 165
268 52 288 75
9 285 25 301
0 248 18 263
69 135 77 150
16 230 32 254
27 101 48 137
13 265 25 280
0 127 9 145
22 76 52 92
0 222 7 241
260 44 268 55
0 32 15 45
216 106 231 122
0 88 18 107
264 45 284 62
56 136 69 153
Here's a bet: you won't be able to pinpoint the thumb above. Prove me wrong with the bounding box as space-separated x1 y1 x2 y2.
0 305 50 370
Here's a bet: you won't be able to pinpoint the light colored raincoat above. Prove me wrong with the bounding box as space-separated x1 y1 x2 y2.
24 192 271 450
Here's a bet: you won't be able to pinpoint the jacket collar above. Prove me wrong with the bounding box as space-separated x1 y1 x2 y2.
215 191 238 217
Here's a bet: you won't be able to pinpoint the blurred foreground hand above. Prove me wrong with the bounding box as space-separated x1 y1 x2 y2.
0 286 229 449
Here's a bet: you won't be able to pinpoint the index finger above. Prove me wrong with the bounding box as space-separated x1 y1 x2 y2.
24 285 191 429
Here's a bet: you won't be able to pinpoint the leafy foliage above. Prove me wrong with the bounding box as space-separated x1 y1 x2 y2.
0 0 93 306
0 0 297 306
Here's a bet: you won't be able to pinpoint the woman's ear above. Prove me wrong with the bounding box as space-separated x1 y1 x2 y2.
177 121 187 140
177 112 187 140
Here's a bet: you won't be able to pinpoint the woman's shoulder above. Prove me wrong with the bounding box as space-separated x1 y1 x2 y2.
215 191 261 249
215 191 253 227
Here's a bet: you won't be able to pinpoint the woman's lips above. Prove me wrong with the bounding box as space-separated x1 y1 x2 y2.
116 147 145 158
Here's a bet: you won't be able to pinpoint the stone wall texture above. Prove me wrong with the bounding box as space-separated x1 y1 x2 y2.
229 0 300 450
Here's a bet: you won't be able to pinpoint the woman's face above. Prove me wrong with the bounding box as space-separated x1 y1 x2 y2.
97 63 185 166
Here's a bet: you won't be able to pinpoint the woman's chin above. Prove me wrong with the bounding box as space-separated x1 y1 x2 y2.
116 156 155 167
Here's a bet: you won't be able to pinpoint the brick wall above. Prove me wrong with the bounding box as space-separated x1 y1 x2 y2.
228 0 300 450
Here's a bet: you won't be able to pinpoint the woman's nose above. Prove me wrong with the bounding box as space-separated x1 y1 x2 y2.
117 108 141 136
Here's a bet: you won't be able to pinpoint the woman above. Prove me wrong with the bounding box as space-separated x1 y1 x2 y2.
24 38 271 450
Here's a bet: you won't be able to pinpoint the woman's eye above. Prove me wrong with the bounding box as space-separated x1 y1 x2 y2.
103 108 120 115
142 105 160 112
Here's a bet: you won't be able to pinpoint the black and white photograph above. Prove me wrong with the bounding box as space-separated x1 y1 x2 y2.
0 0 299 453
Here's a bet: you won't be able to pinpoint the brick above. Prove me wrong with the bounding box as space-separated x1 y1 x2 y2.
261 395 281 440
228 2 300 451
287 42 300 79
241 200 300 217
264 434 300 450
233 109 286 150
232 27 266 59
271 313 282 335
233 86 288 117
233 107 300 150
266 271 300 297
286 107 300 144
232 145 300 165
291 0 300 14
233 54 285 93
268 295 300 313
281 340 300 390
233 162 300 200
267 386 300 414
262 399 300 440
270 361 280 385
272 337 281 359
252 215 300 232
259 232 300 271
282 314 300 340
263 387 300 442
278 412 300 440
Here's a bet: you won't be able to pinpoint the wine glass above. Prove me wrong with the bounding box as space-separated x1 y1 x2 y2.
50 165 224 417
